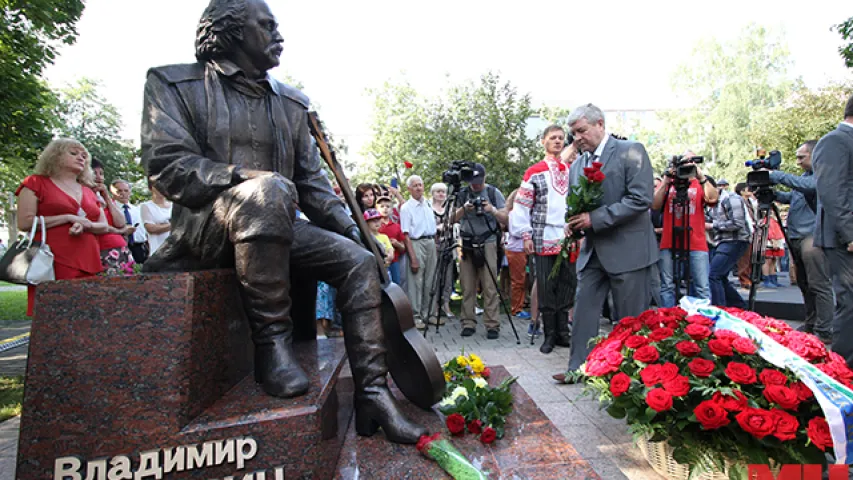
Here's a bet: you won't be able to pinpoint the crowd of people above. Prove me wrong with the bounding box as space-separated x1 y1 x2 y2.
13 94 853 377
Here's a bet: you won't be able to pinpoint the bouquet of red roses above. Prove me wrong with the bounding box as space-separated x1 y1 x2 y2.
550 161 605 278
580 306 853 479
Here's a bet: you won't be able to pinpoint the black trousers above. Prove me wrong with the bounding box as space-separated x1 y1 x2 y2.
127 243 149 264
534 254 576 328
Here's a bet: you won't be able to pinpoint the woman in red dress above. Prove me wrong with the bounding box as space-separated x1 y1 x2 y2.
15 138 108 316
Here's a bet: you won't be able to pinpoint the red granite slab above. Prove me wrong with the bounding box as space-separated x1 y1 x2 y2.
335 366 601 479
16 271 351 479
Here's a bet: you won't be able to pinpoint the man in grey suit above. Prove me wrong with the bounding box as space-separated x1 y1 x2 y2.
557 104 658 381
813 94 853 368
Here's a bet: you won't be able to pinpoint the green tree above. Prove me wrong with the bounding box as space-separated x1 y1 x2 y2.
750 81 852 173
641 24 793 182
364 72 539 196
834 15 853 69
0 0 85 194
54 78 142 186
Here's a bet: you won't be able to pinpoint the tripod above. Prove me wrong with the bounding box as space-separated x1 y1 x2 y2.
747 189 796 311
670 180 693 303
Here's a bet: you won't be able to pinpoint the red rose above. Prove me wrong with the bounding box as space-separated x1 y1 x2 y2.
685 324 712 340
763 385 800 410
446 413 466 435
708 338 734 356
772 409 799 441
585 348 623 377
590 171 606 183
735 408 778 439
591 161 604 170
686 315 714 327
694 400 731 430
658 362 680 382
733 337 758 355
416 432 441 453
480 426 497 444
649 327 674 342
646 388 674 412
404 161 414 169
712 390 748 411
688 358 716 378
634 345 660 363
467 419 483 434
725 362 757 385
583 166 596 177
482 367 491 378
609 372 632 397
625 335 649 349
807 417 833 451
641 311 665 329
663 375 690 397
675 341 701 357
758 369 789 386
640 364 663 387
790 381 814 401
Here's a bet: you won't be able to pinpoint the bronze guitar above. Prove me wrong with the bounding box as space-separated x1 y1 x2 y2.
308 112 445 409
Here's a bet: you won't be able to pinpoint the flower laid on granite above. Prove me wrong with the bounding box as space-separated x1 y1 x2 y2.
550 160 605 278
439 375 516 443
579 305 853 479
442 351 490 387
416 433 487 480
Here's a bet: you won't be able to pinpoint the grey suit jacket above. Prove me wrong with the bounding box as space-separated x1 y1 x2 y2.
814 124 853 249
569 138 658 274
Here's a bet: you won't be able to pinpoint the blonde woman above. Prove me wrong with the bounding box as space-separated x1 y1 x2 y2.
15 138 109 315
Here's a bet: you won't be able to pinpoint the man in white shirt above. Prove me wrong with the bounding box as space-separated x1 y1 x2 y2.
111 179 149 263
400 175 437 329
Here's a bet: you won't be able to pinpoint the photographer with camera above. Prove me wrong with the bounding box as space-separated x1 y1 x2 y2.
766 140 832 343
452 163 508 339
652 151 718 307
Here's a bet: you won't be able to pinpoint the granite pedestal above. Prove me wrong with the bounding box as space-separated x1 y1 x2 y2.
17 271 351 479
337 367 601 479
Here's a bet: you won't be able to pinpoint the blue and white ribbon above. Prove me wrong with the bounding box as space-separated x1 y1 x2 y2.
680 298 853 463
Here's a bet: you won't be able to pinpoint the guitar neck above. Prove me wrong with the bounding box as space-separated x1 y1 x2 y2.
307 112 391 284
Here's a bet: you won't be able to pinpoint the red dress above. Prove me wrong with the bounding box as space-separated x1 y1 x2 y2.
15 175 103 316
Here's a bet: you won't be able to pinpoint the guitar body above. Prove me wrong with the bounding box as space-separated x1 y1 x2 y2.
307 112 446 410
380 282 445 409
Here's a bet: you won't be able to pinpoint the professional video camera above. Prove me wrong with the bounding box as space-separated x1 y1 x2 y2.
666 155 705 181
442 160 477 188
744 149 782 192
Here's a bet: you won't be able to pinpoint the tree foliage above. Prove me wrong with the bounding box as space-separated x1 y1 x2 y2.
0 0 85 194
637 24 793 181
54 78 142 186
363 72 540 196
750 81 851 174
834 15 853 69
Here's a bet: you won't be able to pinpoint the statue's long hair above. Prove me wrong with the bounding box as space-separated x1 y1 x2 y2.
195 0 249 62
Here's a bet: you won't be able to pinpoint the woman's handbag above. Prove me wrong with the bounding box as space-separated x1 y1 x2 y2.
0 216 55 285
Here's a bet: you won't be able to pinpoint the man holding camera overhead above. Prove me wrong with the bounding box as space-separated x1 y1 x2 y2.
453 163 507 339
768 140 832 344
652 152 718 307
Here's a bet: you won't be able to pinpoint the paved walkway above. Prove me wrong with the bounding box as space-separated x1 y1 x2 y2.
0 278 805 479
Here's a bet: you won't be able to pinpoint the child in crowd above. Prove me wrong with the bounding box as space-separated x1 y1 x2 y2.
376 195 406 284
365 208 394 270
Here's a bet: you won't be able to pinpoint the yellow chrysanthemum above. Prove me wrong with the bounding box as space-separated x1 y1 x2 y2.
468 353 482 364
470 359 485 374
456 356 468 367
444 371 451 382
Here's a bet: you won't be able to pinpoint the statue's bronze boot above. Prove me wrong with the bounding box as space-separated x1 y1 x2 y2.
343 308 428 444
235 241 309 398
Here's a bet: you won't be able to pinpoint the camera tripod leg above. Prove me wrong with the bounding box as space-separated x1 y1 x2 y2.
481 247 521 344
747 206 772 311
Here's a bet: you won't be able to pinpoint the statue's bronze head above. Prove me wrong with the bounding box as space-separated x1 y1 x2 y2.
195 0 283 76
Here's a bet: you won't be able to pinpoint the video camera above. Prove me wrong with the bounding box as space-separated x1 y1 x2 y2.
442 160 478 188
666 155 704 182
745 150 782 191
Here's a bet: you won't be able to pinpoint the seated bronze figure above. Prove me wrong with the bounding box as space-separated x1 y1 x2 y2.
140 0 427 444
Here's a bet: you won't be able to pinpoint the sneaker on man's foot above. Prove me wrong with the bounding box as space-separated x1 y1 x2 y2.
486 329 499 340
526 323 542 338
516 311 531 320
461 327 475 337
796 324 814 334
415 319 426 330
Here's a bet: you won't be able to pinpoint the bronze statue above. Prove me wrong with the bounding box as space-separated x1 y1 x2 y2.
140 0 427 444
